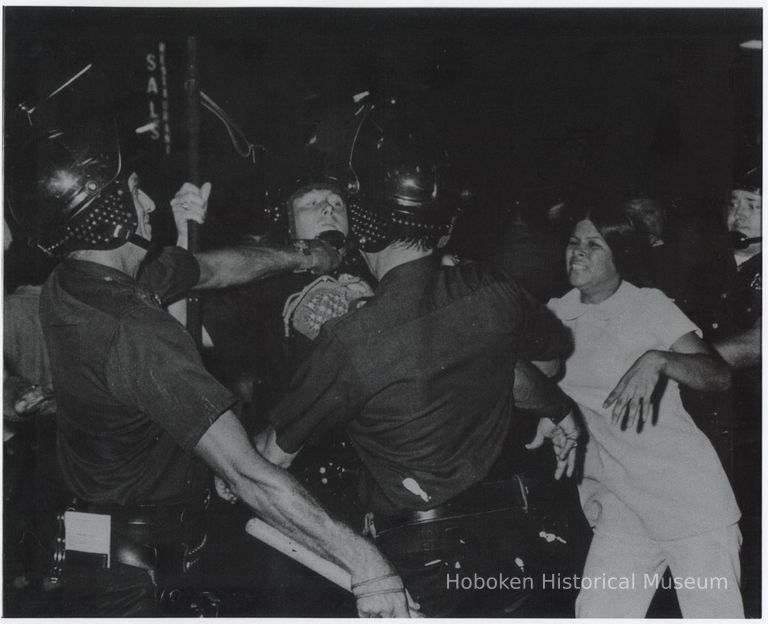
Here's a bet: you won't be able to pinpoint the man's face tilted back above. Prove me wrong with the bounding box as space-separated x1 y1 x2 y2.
290 186 349 240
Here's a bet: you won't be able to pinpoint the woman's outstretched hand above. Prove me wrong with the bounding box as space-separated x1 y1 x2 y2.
604 350 665 430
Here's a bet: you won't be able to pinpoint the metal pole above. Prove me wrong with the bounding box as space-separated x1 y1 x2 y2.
185 35 203 346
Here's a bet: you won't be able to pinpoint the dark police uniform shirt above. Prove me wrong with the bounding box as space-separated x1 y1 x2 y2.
201 253 376 406
202 259 375 522
681 244 761 340
202 271 334 409
686 249 761 396
679 248 761 482
39 247 237 506
270 255 570 515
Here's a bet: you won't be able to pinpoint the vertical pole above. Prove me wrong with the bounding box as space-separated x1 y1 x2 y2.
185 35 203 347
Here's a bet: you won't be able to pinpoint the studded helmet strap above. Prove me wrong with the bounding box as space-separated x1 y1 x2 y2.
350 200 454 253
112 224 152 251
349 201 393 252
37 177 142 256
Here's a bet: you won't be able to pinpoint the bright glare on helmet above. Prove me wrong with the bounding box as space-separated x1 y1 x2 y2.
48 169 80 195
401 176 419 190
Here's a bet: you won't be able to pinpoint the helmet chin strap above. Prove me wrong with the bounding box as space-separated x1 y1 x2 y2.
111 224 152 251
127 231 152 251
730 230 762 250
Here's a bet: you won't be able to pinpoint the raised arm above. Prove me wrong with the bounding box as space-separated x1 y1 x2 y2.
604 331 731 429
170 182 342 290
195 411 417 617
170 182 210 249
166 182 216 345
194 241 339 289
659 332 731 390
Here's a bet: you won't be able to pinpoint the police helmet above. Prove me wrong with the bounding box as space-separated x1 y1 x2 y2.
6 64 148 257
346 96 457 253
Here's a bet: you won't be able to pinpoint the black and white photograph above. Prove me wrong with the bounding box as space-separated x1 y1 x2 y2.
2 3 762 618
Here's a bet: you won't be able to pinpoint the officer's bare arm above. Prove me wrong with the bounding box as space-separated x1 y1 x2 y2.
194 411 413 618
714 318 761 370
193 242 340 290
169 182 341 290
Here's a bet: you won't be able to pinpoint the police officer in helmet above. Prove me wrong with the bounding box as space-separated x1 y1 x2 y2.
6 65 416 618
257 96 580 616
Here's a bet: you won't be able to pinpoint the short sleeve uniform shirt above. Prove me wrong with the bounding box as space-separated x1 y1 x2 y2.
271 256 570 515
39 247 237 505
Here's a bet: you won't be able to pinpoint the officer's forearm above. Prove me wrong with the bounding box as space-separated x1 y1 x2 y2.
238 464 391 580
193 245 308 289
714 322 761 370
196 413 395 583
658 350 731 392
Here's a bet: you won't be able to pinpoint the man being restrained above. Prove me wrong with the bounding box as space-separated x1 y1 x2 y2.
255 97 579 616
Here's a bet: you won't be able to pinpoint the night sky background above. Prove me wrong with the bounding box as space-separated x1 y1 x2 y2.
3 6 762 290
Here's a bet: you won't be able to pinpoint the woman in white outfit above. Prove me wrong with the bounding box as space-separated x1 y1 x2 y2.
546 206 743 618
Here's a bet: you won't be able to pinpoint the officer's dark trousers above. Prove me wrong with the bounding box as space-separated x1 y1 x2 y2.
58 493 209 617
375 507 534 617
61 562 159 617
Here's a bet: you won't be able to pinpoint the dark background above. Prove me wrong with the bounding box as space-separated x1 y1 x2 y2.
3 6 762 281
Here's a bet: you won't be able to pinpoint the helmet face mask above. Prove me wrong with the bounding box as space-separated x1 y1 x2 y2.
6 64 148 256
348 199 395 253
34 175 141 256
345 97 457 253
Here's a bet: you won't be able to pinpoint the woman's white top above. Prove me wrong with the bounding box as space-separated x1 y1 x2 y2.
548 281 740 540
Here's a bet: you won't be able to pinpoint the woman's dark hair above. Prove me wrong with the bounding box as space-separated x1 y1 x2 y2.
571 202 650 285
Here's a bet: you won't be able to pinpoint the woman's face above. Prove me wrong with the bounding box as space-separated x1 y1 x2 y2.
566 219 620 301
